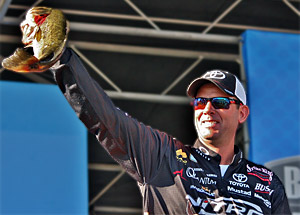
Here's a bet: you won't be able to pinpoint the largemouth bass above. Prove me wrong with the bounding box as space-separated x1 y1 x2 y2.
2 7 68 73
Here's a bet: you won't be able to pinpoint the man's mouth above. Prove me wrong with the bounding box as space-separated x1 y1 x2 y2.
201 120 218 128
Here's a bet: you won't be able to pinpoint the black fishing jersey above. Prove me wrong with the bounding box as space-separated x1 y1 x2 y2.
52 48 291 215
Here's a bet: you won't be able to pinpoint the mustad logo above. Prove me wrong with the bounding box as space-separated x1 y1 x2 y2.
228 186 251 197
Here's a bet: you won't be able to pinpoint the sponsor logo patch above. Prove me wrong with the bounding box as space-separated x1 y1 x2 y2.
176 149 187 164
229 173 250 188
255 183 274 195
195 148 211 161
187 195 263 215
202 70 226 80
186 167 216 185
247 164 273 185
233 173 248 183
206 173 218 178
254 193 271 208
190 185 215 197
173 169 187 181
227 186 251 197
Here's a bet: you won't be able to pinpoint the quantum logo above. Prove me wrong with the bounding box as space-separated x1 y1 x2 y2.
186 167 216 185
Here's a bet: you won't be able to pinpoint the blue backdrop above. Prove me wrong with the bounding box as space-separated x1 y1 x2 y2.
242 30 300 213
242 30 300 164
0 81 88 214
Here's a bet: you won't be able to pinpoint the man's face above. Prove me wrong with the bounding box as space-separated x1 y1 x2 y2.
194 83 245 145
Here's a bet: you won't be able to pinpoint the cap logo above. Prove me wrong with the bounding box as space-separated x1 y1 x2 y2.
203 71 226 79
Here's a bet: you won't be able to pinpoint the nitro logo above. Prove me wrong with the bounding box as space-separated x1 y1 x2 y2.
186 195 263 215
186 167 216 185
255 183 274 195
247 164 273 184
228 186 251 197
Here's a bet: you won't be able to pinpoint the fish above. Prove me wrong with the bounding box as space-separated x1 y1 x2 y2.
1 7 69 73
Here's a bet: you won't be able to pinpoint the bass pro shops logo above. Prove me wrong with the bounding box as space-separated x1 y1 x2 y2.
247 164 273 185
187 195 263 215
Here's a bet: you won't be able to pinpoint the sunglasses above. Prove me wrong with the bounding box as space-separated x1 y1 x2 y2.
193 97 242 110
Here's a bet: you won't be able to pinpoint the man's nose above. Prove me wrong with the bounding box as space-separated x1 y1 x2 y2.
203 101 215 114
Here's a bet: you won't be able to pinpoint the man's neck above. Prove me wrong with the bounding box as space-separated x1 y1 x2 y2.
199 137 235 165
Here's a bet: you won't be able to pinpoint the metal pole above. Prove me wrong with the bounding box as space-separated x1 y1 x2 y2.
69 22 240 44
202 0 242 34
238 37 250 159
282 0 300 16
18 0 44 18
89 170 126 206
70 45 122 92
124 0 160 30
106 90 190 104
6 5 300 34
0 34 240 61
94 206 142 214
161 56 203 95
0 0 12 21
88 163 123 172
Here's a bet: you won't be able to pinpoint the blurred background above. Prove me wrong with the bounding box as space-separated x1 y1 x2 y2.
0 0 299 214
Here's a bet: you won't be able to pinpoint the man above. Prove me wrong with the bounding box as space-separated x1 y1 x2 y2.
51 48 291 214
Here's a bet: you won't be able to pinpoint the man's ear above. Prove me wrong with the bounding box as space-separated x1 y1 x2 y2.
239 105 249 124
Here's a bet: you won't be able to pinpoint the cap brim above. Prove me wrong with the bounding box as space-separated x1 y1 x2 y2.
187 78 227 98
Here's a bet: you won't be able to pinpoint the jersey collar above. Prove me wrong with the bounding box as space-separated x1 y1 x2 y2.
192 139 243 165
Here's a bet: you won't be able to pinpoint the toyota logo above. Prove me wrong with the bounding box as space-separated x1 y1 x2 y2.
233 173 248 183
202 70 226 79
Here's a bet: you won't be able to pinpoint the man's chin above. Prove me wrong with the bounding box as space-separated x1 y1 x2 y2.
199 128 221 140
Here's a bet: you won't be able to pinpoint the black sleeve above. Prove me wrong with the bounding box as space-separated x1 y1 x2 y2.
51 48 179 183
271 175 292 215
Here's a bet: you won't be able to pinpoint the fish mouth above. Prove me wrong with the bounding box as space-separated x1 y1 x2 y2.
24 41 33 47
40 52 55 63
